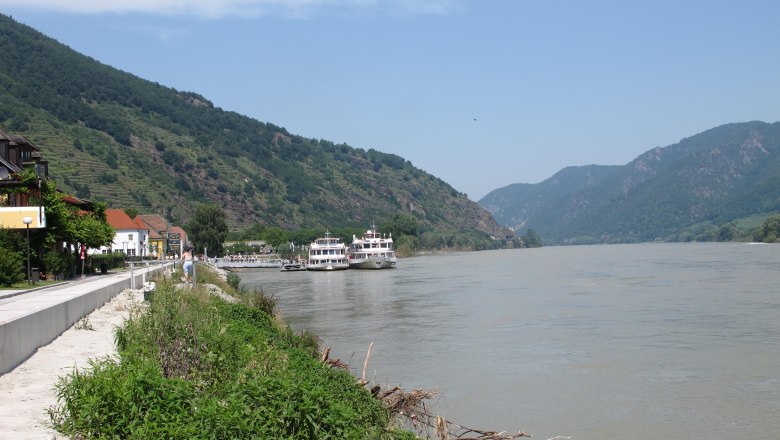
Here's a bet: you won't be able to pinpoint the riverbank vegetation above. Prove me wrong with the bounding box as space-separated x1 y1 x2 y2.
48 268 416 439
668 214 780 243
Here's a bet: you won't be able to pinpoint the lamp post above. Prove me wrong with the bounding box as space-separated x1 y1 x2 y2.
22 216 32 284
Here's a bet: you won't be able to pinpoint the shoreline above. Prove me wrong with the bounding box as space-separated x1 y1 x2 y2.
0 289 144 439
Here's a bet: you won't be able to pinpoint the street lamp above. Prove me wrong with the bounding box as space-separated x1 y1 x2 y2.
22 216 32 284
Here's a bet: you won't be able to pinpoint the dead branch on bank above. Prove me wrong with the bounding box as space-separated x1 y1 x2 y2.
320 344 534 440
320 346 349 370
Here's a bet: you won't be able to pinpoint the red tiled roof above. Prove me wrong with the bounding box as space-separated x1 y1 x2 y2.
106 209 147 230
137 214 169 233
62 195 89 206
136 216 163 238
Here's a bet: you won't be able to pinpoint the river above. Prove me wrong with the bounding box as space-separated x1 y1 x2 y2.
238 242 780 439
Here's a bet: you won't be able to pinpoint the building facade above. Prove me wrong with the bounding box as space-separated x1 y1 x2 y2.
0 128 49 230
98 209 150 257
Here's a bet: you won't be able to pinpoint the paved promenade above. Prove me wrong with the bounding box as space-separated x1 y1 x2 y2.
0 263 168 375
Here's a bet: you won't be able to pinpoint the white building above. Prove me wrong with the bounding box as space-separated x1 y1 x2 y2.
97 208 150 256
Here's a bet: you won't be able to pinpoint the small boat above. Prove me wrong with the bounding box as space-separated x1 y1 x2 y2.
307 231 350 271
348 223 397 269
280 261 307 271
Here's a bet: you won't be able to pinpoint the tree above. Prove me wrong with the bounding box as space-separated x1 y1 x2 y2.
716 222 741 242
261 227 289 251
72 207 115 249
187 204 229 256
395 234 419 257
523 229 543 248
40 179 76 249
39 181 114 250
754 216 780 243
124 208 139 219
381 213 419 238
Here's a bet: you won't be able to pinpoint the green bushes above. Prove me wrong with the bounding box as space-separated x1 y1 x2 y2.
49 270 410 439
0 246 25 287
754 215 780 243
0 228 26 286
89 252 125 270
226 271 240 289
43 252 71 279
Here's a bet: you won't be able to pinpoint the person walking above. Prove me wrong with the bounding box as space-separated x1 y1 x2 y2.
181 248 193 283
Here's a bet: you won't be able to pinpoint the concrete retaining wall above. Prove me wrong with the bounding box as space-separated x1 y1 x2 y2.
0 264 167 375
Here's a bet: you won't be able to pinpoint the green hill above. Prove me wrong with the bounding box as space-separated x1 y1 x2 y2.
480 121 780 243
0 14 508 240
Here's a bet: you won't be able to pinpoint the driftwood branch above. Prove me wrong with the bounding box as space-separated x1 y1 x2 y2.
361 342 374 385
319 346 349 370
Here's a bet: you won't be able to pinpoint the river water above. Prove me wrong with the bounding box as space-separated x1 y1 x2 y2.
238 242 780 439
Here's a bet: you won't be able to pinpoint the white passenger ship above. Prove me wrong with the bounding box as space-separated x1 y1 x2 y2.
348 224 397 269
307 232 349 271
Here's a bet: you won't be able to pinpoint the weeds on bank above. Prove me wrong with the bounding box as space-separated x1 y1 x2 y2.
74 316 93 331
49 267 414 439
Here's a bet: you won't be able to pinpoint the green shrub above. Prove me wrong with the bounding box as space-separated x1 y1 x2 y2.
43 252 69 278
89 252 125 270
226 272 240 289
241 286 278 317
0 246 25 286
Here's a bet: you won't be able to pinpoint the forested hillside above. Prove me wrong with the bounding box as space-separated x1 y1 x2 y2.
479 165 620 232
0 14 508 242
481 121 780 244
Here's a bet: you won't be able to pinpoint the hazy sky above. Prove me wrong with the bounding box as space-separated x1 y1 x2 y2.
2 0 779 200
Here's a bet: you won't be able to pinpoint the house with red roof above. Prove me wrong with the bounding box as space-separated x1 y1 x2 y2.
135 214 189 257
96 209 150 257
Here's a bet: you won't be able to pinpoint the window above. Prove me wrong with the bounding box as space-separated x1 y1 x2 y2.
128 249 136 257
129 234 134 241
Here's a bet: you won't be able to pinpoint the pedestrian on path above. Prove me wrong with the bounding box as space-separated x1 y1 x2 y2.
181 248 193 283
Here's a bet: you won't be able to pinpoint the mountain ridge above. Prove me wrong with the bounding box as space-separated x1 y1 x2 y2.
480 121 780 243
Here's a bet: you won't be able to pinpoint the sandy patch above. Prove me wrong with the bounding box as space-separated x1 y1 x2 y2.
0 289 145 439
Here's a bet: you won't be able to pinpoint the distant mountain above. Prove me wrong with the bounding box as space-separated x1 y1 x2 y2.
480 121 780 244
0 14 508 240
479 165 621 232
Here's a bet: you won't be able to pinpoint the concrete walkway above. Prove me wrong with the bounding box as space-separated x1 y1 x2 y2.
0 263 169 375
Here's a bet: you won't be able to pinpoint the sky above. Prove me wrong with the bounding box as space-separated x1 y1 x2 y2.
2 0 779 201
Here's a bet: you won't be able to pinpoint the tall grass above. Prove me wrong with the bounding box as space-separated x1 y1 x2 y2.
49 267 416 439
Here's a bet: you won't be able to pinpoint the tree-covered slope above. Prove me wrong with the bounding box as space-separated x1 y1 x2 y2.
0 14 507 239
481 121 780 243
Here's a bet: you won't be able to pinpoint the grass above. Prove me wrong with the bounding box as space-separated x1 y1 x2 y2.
48 265 416 439
0 279 61 290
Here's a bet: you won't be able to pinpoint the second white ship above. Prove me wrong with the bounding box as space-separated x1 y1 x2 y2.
348 224 397 269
